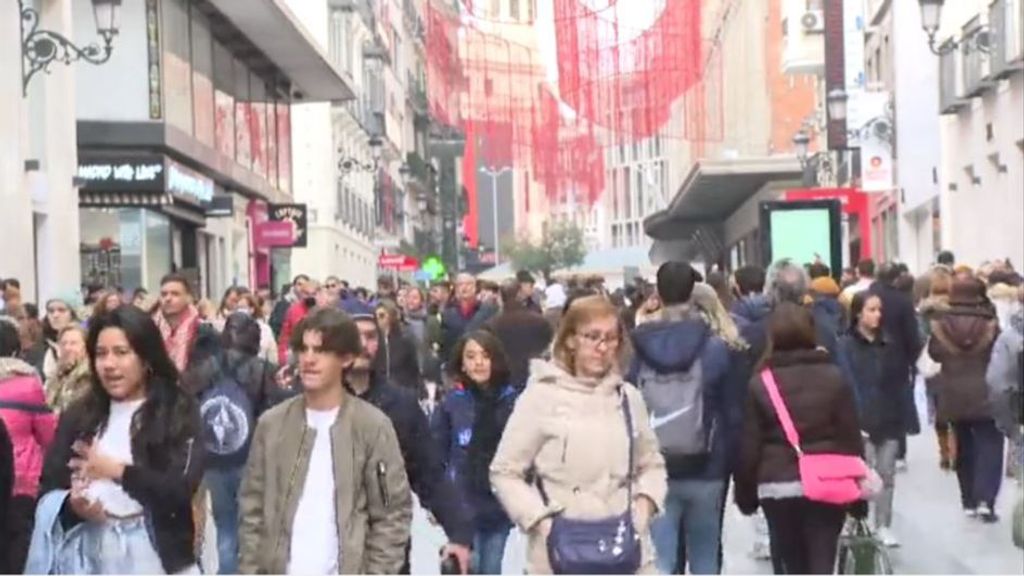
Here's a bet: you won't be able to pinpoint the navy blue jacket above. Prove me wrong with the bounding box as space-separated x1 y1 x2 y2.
811 295 844 358
439 302 499 364
836 330 906 441
353 373 473 546
731 294 773 362
431 383 518 532
627 313 736 480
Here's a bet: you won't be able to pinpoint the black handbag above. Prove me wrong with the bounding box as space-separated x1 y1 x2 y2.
545 389 642 575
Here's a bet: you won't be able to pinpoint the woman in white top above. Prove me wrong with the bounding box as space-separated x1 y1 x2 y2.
34 306 204 574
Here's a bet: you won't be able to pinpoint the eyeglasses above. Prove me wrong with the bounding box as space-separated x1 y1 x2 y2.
577 331 620 349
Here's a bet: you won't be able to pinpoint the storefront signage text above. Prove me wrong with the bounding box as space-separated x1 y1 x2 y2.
167 161 214 203
78 162 163 184
269 203 308 248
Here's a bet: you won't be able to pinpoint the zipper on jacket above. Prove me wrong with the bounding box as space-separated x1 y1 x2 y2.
376 461 390 508
274 428 308 565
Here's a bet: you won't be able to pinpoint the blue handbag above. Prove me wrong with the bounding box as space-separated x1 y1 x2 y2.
544 389 642 574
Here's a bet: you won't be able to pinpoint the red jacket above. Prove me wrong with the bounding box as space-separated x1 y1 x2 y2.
278 300 312 365
0 358 57 497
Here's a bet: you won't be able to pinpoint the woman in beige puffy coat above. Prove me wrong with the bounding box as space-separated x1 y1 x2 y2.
490 295 667 574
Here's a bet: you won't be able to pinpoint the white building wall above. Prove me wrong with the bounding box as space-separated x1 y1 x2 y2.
935 0 1024 268
1 0 81 303
892 0 943 273
74 0 150 122
283 0 375 287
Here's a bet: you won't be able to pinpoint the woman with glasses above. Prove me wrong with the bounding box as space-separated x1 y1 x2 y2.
42 296 82 382
490 295 667 574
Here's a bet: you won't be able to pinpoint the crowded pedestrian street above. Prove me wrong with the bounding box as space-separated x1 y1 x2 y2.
3 0 1024 575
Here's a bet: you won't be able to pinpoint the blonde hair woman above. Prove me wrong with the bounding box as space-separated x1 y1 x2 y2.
44 325 92 412
690 283 748 351
490 296 667 574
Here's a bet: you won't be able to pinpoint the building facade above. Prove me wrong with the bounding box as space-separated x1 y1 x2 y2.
1 0 81 305
934 0 1024 268
72 0 353 299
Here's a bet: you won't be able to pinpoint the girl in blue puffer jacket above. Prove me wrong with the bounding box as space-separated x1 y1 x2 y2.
431 330 518 575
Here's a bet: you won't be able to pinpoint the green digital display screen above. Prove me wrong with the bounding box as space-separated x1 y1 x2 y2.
769 208 835 271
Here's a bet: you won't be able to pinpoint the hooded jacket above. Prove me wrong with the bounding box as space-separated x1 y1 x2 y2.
354 372 474 547
486 306 554 390
0 357 57 497
490 360 667 574
731 294 773 361
432 381 518 531
929 305 1000 423
373 328 423 398
986 310 1023 440
627 305 734 480
811 295 844 357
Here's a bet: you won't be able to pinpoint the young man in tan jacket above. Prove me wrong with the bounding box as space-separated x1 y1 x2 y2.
238 307 412 574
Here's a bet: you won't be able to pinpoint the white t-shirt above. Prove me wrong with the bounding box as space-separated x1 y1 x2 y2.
85 398 146 517
287 407 341 575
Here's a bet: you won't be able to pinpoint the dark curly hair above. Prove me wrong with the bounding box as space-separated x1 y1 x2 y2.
79 306 197 450
447 329 511 389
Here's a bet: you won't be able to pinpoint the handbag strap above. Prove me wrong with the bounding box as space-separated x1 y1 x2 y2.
759 368 803 456
619 386 635 506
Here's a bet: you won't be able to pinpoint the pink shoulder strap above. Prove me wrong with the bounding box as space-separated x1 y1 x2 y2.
760 368 803 455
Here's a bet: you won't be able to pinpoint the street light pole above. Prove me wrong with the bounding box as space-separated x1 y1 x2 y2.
479 165 512 264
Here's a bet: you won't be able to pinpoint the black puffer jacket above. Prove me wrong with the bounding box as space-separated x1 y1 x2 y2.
0 417 12 542
374 330 424 398
735 349 863 515
40 396 204 574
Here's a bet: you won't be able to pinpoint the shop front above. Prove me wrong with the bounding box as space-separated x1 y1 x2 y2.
77 153 219 294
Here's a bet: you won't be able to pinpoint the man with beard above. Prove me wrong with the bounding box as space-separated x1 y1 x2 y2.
341 300 473 574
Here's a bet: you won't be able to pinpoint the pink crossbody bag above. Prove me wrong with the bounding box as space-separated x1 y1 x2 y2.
760 368 867 505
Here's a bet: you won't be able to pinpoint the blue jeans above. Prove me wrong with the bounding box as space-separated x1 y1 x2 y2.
472 527 510 575
206 466 243 575
651 479 725 575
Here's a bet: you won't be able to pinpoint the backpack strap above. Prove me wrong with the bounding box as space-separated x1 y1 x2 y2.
0 400 52 414
759 368 803 456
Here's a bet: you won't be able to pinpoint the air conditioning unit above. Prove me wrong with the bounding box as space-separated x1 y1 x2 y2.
801 10 825 33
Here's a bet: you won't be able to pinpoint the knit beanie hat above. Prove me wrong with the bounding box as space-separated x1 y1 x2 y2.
810 276 841 297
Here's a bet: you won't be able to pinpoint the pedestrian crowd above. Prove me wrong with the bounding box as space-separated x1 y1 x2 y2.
0 250 1020 574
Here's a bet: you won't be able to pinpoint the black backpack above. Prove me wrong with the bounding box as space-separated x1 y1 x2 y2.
198 357 256 467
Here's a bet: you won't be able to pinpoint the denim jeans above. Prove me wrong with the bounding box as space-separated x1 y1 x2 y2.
953 419 1005 509
472 527 510 575
865 438 899 529
206 466 244 575
651 479 726 574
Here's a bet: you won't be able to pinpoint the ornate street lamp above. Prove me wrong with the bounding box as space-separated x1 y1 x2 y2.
792 130 810 165
20 0 122 95
918 0 990 56
338 135 385 175
827 89 849 123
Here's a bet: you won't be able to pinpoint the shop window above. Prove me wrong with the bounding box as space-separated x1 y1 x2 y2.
163 0 193 137
213 41 235 160
234 58 252 169
250 78 268 178
276 103 292 195
191 11 215 148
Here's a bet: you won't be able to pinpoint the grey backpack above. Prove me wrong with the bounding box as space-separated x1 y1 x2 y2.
636 358 711 459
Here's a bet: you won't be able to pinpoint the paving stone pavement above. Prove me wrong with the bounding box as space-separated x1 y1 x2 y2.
411 380 1024 574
